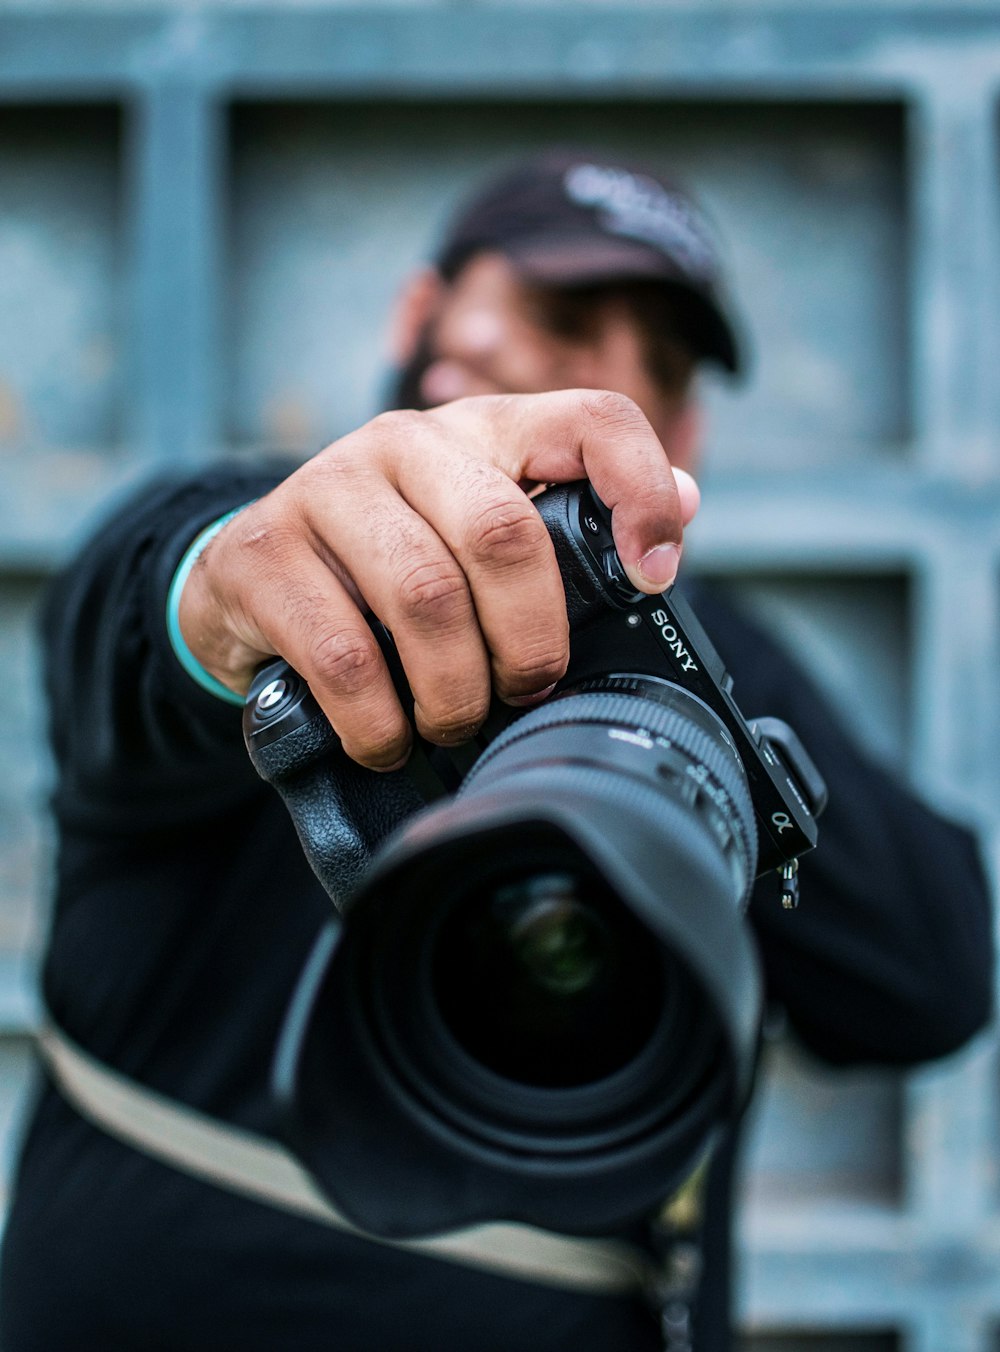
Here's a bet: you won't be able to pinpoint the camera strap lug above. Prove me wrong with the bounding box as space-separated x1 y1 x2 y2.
779 858 800 910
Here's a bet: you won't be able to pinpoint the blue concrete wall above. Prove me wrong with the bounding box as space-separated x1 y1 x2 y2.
1 7 999 1348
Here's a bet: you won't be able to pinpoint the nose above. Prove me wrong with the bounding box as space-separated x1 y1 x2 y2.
420 306 510 404
420 359 485 404
449 307 507 357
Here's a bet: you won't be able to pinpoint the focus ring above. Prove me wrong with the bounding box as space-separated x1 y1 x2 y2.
468 691 744 809
462 690 757 892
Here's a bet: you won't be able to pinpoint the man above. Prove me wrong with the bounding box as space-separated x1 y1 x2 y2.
0 150 991 1351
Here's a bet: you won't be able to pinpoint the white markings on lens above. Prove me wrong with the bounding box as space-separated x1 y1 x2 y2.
608 729 655 750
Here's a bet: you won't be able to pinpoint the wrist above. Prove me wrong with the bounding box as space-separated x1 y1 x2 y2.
166 505 252 706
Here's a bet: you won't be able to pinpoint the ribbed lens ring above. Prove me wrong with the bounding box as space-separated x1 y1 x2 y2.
469 691 738 789
463 689 756 879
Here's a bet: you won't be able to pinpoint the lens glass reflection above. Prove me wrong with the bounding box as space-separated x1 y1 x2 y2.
431 869 663 1087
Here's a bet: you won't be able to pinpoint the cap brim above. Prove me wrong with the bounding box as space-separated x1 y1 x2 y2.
503 234 741 374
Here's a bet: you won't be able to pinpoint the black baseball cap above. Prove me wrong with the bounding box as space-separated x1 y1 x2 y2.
435 150 742 374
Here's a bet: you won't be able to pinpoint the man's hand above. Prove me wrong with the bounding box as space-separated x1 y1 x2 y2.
179 391 699 769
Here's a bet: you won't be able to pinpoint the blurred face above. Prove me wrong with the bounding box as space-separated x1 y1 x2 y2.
390 252 702 471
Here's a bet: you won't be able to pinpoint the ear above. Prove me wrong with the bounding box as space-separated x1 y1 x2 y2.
386 268 445 364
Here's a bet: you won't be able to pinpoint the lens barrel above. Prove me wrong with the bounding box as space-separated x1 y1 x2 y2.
274 679 763 1237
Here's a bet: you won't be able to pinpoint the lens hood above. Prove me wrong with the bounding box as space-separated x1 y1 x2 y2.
273 769 761 1238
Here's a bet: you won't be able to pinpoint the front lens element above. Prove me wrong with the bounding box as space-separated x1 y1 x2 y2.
504 875 606 996
431 868 663 1089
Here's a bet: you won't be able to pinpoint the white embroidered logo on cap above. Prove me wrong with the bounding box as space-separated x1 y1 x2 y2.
563 163 716 278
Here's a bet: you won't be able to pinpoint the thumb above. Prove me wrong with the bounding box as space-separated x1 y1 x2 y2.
619 467 701 596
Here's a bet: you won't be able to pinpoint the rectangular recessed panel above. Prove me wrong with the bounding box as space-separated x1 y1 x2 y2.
702 573 912 773
686 102 909 465
0 579 51 967
226 99 907 461
699 573 911 1205
0 105 123 453
741 1037 902 1205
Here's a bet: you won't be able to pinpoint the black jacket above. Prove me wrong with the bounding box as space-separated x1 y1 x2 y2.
0 468 992 1352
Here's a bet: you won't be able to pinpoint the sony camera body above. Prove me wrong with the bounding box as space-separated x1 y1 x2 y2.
244 481 825 1238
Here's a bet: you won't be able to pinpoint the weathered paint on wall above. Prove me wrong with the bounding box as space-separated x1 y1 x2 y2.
1 8 998 1347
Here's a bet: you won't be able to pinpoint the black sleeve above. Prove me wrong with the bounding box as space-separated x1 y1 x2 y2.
41 464 288 834
689 582 994 1070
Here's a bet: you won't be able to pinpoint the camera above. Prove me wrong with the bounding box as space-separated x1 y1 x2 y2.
244 481 826 1239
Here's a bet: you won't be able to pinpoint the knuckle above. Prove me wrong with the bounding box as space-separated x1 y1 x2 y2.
417 693 490 746
312 411 426 483
314 409 435 486
306 626 381 696
232 511 298 566
370 407 426 438
466 498 549 570
395 558 470 630
343 720 410 771
580 389 646 433
365 408 428 454
499 641 568 694
309 441 370 487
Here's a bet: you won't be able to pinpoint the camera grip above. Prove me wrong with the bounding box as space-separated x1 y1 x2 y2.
533 484 611 628
243 660 424 910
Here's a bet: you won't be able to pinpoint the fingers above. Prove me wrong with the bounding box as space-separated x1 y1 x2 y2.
533 390 696 594
315 415 568 726
184 441 565 767
369 431 569 706
426 390 697 595
180 511 414 770
179 389 698 771
304 478 496 749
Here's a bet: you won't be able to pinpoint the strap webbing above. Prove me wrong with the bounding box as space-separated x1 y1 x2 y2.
37 1023 655 1296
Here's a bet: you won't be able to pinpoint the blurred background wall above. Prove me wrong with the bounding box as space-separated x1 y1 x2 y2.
2 5 1000 1349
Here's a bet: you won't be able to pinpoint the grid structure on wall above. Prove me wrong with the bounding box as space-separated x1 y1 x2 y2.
1 7 999 1349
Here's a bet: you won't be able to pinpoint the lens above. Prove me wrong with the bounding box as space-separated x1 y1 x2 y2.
503 875 605 996
431 867 664 1089
278 682 762 1238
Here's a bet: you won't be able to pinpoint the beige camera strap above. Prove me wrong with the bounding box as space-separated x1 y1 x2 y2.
37 1022 659 1297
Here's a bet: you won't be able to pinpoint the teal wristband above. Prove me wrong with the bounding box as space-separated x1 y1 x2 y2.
165 505 253 706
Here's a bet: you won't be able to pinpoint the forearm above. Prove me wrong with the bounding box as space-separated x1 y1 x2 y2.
44 466 286 830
